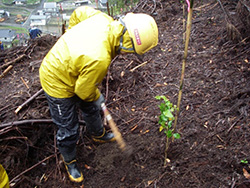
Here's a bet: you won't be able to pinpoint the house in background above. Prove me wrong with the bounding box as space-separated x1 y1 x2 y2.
0 29 17 48
43 2 59 16
30 15 47 26
12 0 27 5
0 10 10 22
36 10 45 16
0 10 10 18
99 0 107 8
74 1 89 6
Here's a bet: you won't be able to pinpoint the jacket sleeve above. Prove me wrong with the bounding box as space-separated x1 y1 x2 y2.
74 56 109 102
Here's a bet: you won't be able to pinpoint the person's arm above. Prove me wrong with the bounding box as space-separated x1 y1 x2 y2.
75 58 109 102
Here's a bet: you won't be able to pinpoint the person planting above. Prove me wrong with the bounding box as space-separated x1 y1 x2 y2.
39 10 158 183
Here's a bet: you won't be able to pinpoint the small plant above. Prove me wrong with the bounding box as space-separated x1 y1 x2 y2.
240 159 248 164
155 95 181 166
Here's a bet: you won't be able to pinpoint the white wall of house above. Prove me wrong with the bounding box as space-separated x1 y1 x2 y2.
30 15 47 26
43 2 59 15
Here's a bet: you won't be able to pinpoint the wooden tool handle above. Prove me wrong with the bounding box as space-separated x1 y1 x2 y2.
101 103 126 151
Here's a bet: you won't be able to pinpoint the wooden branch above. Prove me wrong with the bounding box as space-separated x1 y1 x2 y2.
106 56 119 101
104 56 120 128
28 42 38 58
193 2 217 11
125 60 135 69
21 77 29 89
227 116 243 134
0 119 53 128
130 59 152 72
0 54 26 69
217 0 230 20
9 154 56 184
54 129 62 179
0 65 13 79
0 119 86 128
15 88 44 114
0 136 28 142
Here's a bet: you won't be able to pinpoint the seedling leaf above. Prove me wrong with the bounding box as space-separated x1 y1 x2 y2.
163 110 173 118
173 133 181 139
167 130 173 138
241 159 248 164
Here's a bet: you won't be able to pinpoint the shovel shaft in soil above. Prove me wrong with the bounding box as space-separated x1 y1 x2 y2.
101 103 126 151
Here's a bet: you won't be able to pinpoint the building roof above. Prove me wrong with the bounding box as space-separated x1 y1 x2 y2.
0 29 16 39
44 2 57 9
75 0 88 3
13 0 27 2
30 15 47 20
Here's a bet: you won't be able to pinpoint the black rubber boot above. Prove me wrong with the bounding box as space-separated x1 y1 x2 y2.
91 128 116 143
59 147 84 183
64 159 84 183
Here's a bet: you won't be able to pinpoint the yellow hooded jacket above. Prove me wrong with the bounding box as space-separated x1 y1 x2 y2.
68 6 109 30
39 13 134 102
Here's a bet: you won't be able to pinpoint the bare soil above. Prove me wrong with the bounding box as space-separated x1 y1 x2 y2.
0 0 250 188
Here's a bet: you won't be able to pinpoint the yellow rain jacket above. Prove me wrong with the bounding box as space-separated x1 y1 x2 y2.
68 6 112 30
0 164 9 188
39 13 134 102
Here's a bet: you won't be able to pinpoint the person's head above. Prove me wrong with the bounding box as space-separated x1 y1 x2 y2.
119 13 158 55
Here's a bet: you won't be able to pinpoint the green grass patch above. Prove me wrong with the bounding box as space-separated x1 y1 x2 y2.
27 0 40 4
2 0 12 5
0 25 28 34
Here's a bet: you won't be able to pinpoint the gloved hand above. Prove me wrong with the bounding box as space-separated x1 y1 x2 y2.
93 94 105 110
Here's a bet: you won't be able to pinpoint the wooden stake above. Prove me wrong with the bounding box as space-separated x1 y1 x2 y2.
173 0 194 132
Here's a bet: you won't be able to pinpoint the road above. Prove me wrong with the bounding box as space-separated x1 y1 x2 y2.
0 0 47 29
22 0 46 28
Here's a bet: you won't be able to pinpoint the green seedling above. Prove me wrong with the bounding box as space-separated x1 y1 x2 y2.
155 95 181 166
240 159 248 164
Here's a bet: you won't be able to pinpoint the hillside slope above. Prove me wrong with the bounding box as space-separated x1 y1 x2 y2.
0 0 249 187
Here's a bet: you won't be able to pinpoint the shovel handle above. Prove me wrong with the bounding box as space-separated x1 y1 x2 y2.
101 103 126 151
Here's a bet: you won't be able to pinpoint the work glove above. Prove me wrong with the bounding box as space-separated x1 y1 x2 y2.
93 94 105 111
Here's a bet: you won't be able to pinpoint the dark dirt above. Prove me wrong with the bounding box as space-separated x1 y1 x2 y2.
0 0 250 188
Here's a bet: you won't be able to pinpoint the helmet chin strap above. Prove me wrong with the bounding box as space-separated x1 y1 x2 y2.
118 18 135 53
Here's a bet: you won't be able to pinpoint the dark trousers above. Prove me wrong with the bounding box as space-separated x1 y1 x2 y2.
45 92 103 162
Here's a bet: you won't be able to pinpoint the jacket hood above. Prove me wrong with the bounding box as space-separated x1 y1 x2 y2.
109 20 135 55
